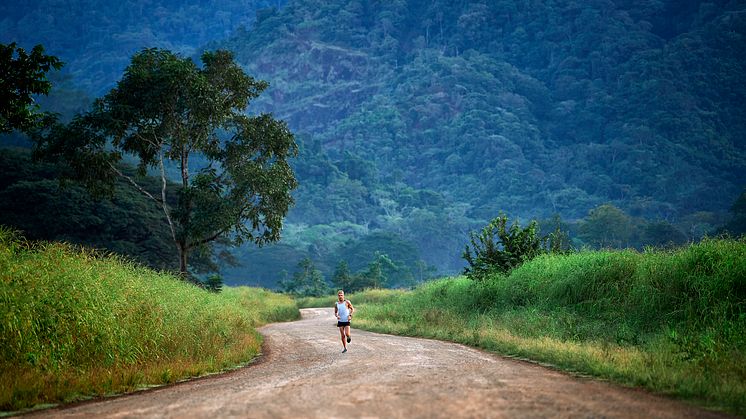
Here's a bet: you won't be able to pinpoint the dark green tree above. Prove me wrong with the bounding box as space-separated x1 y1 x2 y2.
279 257 329 297
462 214 546 280
331 232 419 283
0 42 62 134
331 260 354 292
641 221 688 248
578 204 637 249
0 148 178 270
357 260 384 290
34 48 297 278
414 259 437 284
543 214 574 254
355 252 398 289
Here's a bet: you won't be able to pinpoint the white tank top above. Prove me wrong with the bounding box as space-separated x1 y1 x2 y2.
336 300 350 321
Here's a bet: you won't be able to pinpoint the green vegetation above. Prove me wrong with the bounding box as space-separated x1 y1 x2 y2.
279 250 417 297
0 42 62 134
348 239 746 414
295 294 337 309
2 1 744 287
0 148 177 271
463 215 548 280
278 257 329 297
34 48 298 278
720 188 746 237
0 227 298 412
212 0 746 282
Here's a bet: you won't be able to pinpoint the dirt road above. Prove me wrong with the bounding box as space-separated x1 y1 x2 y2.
31 308 726 418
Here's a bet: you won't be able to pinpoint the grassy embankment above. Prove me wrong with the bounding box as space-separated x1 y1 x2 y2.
301 239 746 415
0 227 299 412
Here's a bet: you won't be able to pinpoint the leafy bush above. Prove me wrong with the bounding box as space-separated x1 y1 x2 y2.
462 215 546 280
204 274 223 293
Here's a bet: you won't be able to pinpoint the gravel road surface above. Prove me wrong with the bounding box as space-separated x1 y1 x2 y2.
28 308 727 418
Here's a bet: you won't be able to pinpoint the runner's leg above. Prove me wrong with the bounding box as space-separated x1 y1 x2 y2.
345 325 351 343
339 326 347 349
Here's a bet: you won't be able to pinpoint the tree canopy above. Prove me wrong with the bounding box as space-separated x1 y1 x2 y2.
34 48 298 277
0 42 62 134
3 0 744 286
279 257 329 297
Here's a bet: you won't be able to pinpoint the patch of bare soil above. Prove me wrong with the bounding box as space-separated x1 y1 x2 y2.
27 308 729 418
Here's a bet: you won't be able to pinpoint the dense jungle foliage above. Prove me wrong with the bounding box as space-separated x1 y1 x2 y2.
1 0 745 287
217 0 746 283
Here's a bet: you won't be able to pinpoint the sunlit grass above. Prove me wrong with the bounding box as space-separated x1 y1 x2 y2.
347 238 746 415
0 227 298 412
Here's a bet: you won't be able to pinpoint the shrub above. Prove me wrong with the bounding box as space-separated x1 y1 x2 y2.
462 215 546 280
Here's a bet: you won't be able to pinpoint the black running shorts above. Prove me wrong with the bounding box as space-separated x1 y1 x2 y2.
337 321 350 327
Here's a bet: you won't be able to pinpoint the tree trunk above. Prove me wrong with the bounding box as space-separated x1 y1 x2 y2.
178 146 192 280
178 242 189 279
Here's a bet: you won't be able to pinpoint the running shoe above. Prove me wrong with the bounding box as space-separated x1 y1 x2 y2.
347 336 351 343
342 348 347 353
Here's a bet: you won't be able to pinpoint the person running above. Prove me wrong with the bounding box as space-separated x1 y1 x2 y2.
334 290 355 353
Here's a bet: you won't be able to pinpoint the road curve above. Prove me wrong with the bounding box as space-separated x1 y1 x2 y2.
29 308 727 418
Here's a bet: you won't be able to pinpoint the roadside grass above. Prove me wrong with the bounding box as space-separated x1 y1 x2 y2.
296 289 403 309
348 239 746 415
0 227 298 412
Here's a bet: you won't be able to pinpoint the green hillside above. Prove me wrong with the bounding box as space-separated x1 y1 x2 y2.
0 227 298 411
210 0 746 281
2 0 744 286
222 0 746 219
341 238 746 414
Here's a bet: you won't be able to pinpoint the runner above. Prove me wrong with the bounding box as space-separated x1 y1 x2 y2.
334 290 355 353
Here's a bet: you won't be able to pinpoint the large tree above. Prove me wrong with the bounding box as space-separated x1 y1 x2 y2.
0 42 62 134
35 48 298 278
578 204 637 249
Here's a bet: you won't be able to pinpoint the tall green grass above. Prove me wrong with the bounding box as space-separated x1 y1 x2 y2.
0 227 298 412
348 239 746 415
296 289 402 309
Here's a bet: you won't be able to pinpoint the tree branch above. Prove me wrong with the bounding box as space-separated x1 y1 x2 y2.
188 201 255 250
133 130 160 150
107 162 163 205
189 227 230 249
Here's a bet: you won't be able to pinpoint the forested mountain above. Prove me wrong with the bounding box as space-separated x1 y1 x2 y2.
223 0 746 217
2 0 745 287
212 0 746 283
0 0 284 95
